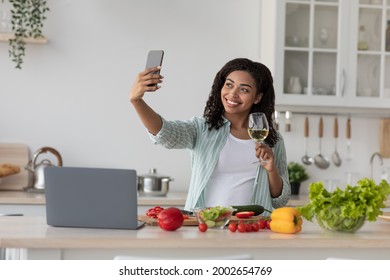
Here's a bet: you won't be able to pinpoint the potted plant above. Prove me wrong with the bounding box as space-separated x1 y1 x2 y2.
1 0 49 69
288 162 309 195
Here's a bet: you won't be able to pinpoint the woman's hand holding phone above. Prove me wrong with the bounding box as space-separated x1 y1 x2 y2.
130 67 164 102
130 50 165 102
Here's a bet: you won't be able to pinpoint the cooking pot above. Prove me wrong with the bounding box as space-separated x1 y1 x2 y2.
138 168 173 197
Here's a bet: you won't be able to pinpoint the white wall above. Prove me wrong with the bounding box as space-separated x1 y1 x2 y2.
0 0 260 191
280 114 390 193
1 0 388 194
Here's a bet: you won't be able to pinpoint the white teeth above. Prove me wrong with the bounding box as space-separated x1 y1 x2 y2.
227 99 238 105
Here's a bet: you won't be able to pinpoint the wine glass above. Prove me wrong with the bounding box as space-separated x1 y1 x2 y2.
248 112 269 163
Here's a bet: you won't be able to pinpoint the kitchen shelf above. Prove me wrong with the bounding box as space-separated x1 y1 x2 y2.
276 104 390 118
0 33 48 44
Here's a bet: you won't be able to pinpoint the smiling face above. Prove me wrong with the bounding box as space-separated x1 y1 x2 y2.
221 70 262 119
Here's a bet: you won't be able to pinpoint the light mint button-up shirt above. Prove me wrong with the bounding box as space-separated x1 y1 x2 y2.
149 116 291 215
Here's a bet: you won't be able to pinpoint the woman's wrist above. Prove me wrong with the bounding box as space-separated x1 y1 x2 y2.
130 96 143 103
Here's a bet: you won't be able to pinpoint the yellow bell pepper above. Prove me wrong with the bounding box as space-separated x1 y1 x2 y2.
270 207 302 234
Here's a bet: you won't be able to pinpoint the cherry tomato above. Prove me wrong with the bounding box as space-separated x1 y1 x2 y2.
251 222 260 232
258 219 266 229
228 222 237 232
265 219 271 229
245 223 252 232
198 223 208 232
237 223 246 232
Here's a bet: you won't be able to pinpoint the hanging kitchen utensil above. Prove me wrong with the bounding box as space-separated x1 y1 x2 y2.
346 116 352 162
301 114 313 165
379 118 390 158
285 111 291 132
274 111 279 131
314 115 330 169
331 116 342 167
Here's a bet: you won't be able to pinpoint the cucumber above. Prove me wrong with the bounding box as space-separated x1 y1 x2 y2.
231 205 271 216
205 220 216 227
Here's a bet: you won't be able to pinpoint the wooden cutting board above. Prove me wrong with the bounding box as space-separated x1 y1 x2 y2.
138 215 199 226
138 215 266 226
380 118 390 158
0 143 30 190
378 212 390 222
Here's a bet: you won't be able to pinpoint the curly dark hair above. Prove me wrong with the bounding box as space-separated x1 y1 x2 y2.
203 58 279 147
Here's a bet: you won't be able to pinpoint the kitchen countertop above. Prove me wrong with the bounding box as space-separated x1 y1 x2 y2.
0 190 189 206
1 190 389 208
0 190 310 207
0 215 390 260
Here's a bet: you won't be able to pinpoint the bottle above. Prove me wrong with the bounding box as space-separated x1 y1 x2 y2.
358 25 369 51
386 20 390 52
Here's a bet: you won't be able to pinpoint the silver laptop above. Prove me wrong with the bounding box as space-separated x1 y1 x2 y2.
44 166 145 230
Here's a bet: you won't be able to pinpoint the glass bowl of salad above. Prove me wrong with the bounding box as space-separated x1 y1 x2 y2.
193 206 236 229
299 179 390 233
315 209 366 233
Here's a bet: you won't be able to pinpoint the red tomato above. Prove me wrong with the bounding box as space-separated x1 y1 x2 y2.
228 222 237 232
245 223 252 232
258 219 266 229
251 222 260 232
265 219 271 229
146 206 165 219
237 223 246 232
198 223 208 232
235 211 255 219
157 207 184 231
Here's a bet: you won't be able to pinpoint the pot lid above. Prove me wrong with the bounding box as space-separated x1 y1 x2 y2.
139 168 170 179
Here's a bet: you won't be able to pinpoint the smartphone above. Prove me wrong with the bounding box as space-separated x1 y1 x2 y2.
145 50 164 88
145 50 164 72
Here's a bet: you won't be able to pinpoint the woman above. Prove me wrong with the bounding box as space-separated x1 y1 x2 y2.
130 58 290 214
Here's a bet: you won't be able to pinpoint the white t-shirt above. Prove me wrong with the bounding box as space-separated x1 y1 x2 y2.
204 133 259 207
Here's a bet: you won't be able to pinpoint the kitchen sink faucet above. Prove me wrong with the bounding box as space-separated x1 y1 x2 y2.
370 152 383 179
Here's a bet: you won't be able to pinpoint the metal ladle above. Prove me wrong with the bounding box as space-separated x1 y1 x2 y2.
331 116 342 167
301 114 314 165
314 115 330 169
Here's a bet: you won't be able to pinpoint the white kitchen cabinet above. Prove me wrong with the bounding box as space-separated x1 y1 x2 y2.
260 0 390 112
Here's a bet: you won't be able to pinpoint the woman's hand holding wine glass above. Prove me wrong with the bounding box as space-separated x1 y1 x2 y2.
248 112 269 164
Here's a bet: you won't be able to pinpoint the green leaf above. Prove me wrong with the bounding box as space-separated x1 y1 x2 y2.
298 179 390 227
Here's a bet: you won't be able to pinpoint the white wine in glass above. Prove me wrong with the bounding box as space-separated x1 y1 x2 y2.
248 128 269 142
248 112 269 163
